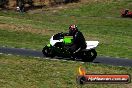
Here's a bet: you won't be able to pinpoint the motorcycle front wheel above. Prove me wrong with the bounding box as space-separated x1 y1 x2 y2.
42 46 55 58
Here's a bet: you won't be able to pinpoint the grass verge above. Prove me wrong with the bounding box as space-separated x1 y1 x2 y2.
0 54 131 88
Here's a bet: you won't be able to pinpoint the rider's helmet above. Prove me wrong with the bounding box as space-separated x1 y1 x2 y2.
69 24 78 35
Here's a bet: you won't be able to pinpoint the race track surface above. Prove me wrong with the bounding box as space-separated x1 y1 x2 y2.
0 47 132 67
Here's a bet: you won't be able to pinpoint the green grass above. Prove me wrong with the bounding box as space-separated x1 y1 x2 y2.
0 54 131 88
60 0 132 17
0 29 50 49
0 0 132 59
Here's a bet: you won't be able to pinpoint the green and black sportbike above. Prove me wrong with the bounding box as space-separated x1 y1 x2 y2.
42 32 99 62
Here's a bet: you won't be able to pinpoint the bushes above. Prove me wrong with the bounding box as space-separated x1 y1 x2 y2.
0 0 9 8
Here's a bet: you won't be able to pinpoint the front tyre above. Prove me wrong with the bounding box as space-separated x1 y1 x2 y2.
42 45 55 57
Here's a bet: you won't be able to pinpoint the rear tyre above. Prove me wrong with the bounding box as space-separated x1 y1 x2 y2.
82 49 97 62
90 49 97 59
42 46 55 58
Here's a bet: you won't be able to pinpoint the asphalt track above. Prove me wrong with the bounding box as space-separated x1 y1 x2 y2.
0 47 132 67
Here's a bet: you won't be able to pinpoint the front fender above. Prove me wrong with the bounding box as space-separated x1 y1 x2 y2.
47 44 51 47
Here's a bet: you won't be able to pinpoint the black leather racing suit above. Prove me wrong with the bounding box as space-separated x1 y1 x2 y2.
69 31 86 53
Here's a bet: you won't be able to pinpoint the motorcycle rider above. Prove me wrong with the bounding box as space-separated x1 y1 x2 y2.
124 9 129 15
65 25 87 58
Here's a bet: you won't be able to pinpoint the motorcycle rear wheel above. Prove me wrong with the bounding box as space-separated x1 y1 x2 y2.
82 49 97 62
